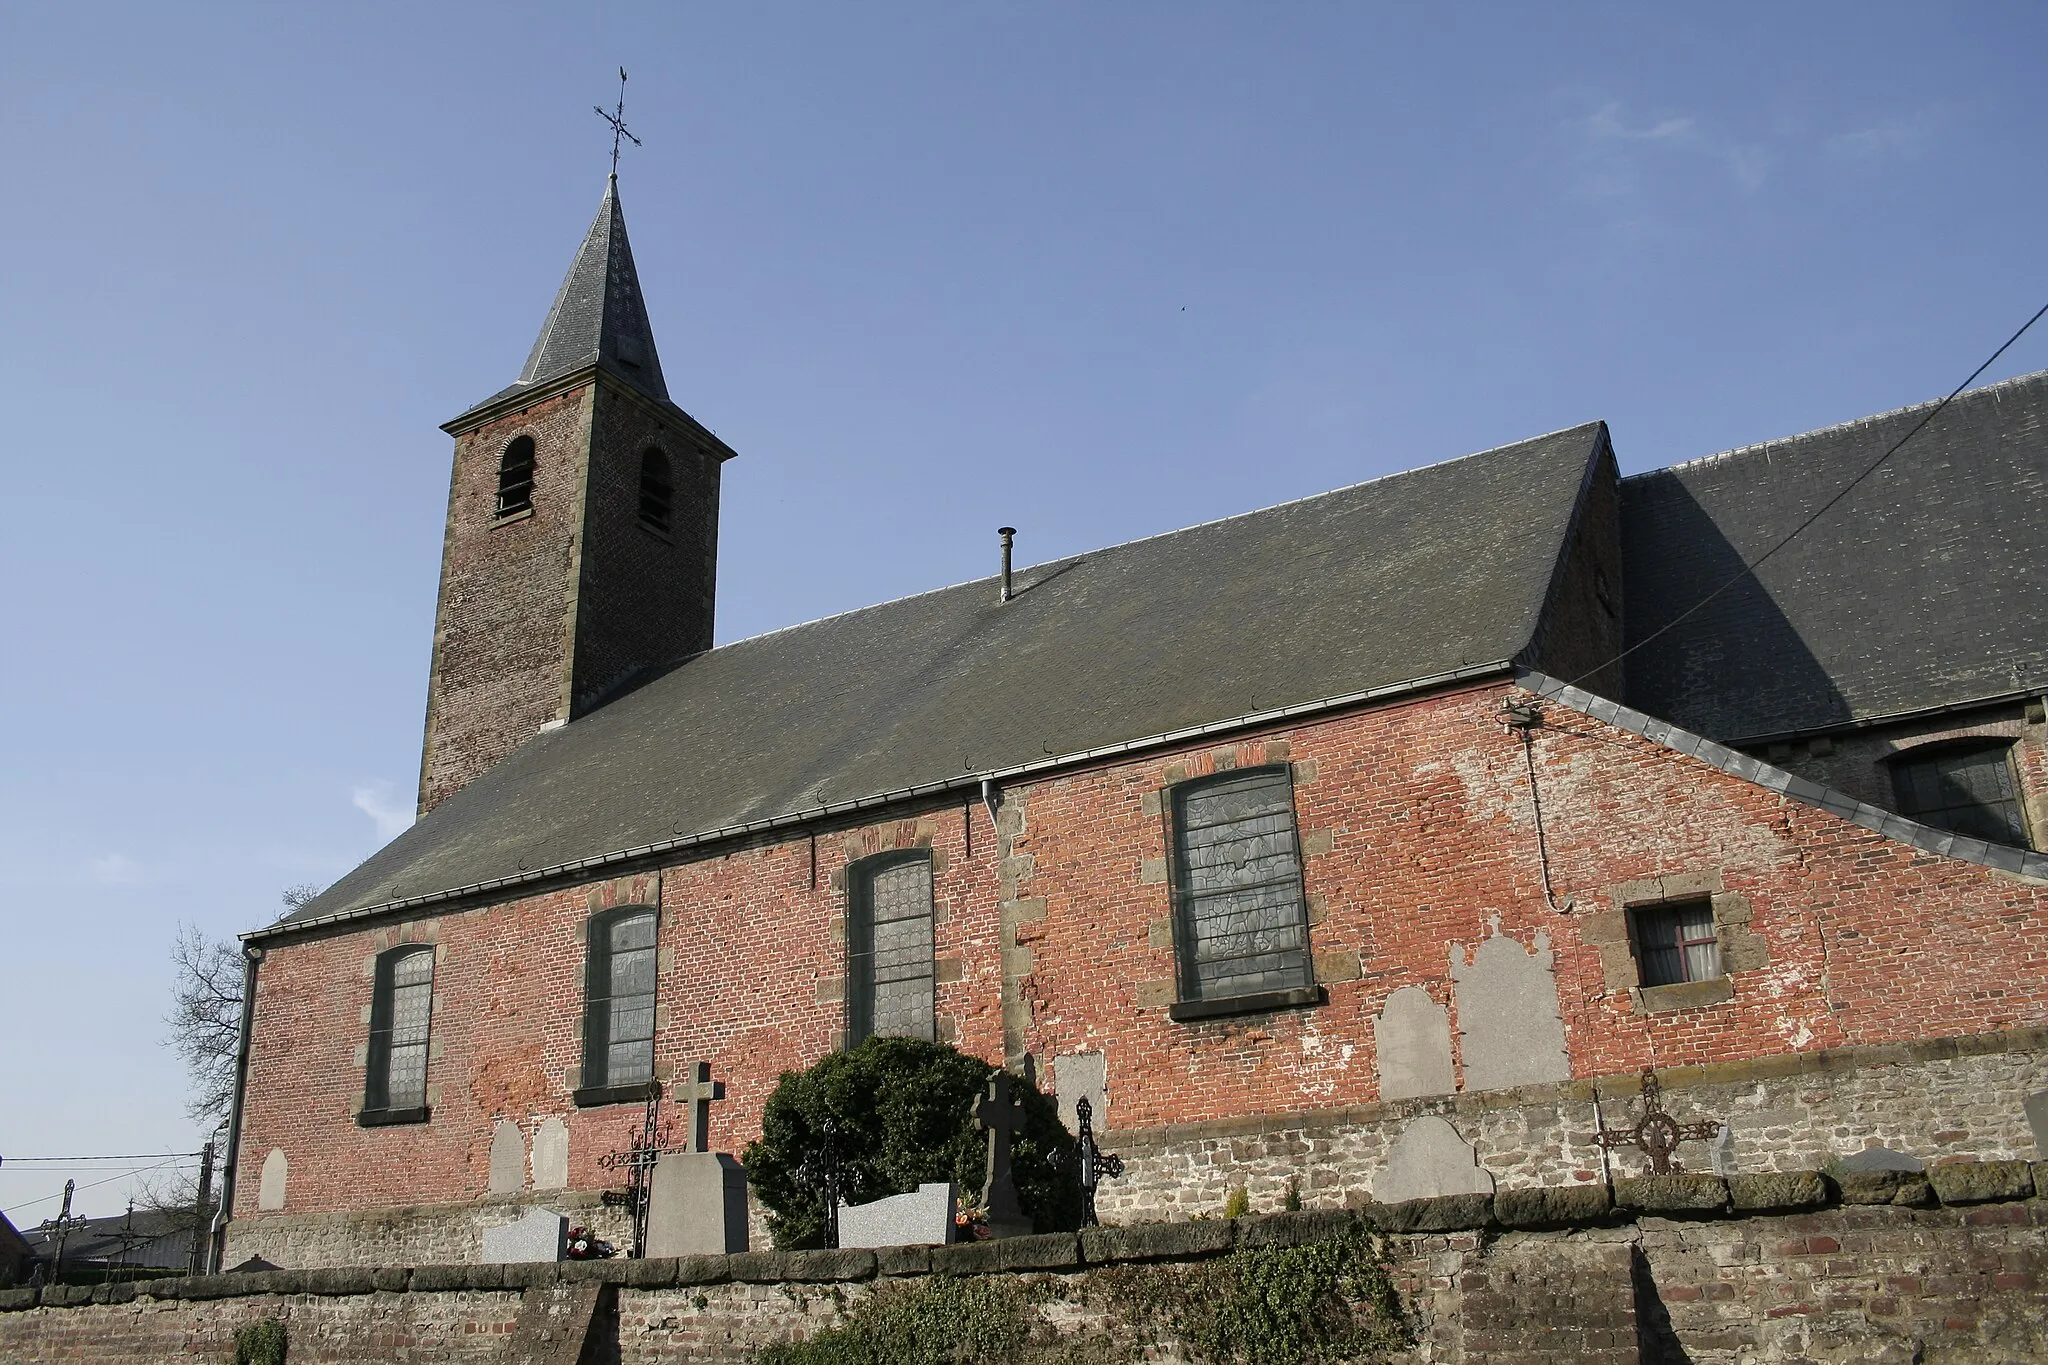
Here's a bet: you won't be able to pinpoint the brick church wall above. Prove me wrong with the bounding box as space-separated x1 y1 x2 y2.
235 678 2048 1265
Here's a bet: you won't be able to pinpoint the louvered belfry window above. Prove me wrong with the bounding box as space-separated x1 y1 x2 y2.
1170 766 1314 1002
847 851 936 1044
367 946 435 1112
585 909 658 1087
495 435 536 518
1892 742 2031 848
638 448 673 532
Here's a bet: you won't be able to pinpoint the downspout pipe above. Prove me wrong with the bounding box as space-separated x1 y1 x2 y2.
208 943 263 1274
980 778 1001 841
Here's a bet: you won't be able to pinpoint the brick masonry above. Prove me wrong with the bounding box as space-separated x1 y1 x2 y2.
235 678 2048 1265
14 1188 2048 1363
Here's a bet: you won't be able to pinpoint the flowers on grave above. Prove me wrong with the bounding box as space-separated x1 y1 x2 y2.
564 1226 616 1259
953 1203 990 1241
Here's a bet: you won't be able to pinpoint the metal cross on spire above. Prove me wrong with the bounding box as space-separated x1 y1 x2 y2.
594 67 642 178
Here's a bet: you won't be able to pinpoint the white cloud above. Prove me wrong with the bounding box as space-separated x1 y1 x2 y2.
1569 99 1770 199
1827 110 1937 162
350 781 414 841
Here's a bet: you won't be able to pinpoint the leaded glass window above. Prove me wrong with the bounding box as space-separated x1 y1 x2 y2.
847 852 935 1044
1632 901 1721 987
367 947 434 1112
585 908 657 1088
1170 766 1313 1002
1892 742 2031 848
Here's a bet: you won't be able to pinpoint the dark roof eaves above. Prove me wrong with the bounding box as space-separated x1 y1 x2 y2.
439 364 738 460
249 658 1516 943
1519 667 2048 883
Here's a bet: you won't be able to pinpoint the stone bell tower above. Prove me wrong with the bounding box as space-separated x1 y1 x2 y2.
417 176 736 816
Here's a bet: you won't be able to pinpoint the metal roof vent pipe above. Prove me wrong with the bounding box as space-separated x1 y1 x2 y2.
998 527 1017 602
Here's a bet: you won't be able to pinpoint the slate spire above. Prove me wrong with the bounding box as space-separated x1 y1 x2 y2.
512 175 669 403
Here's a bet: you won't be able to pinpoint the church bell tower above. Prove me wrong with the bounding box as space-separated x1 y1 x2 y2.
418 176 735 816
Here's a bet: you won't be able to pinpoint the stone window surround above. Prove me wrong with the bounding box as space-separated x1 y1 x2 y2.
1587 870 1769 1015
843 847 939 1046
1134 741 1355 1023
573 901 662 1107
350 922 444 1126
492 431 538 523
813 818 963 1052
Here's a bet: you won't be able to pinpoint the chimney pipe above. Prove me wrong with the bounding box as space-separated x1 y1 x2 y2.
998 527 1017 603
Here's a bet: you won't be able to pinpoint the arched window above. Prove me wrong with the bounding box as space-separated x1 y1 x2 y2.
495 435 536 518
1890 740 2031 848
1168 765 1315 1014
363 946 435 1122
582 907 658 1097
638 447 673 533
846 851 936 1045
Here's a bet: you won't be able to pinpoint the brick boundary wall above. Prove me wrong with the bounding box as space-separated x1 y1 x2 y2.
10 1162 2047 1364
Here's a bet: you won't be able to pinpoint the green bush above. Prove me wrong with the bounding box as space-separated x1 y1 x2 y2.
756 1276 1066 1365
740 1036 1079 1248
234 1317 288 1365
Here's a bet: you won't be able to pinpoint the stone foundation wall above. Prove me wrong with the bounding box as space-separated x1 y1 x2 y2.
224 1191 635 1272
14 1168 2048 1364
1097 1031 2048 1223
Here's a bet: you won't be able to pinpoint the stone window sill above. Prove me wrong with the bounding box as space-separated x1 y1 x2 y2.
357 1106 431 1128
494 507 535 528
1168 985 1324 1023
1636 977 1735 1014
573 1080 660 1109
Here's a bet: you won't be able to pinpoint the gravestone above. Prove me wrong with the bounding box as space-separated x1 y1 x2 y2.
488 1120 526 1195
1450 924 1570 1093
976 1072 1034 1239
2025 1089 2048 1155
672 1061 726 1152
531 1117 569 1190
1372 1116 1494 1204
838 1182 956 1248
1053 1051 1107 1133
644 1153 749 1256
257 1149 288 1211
481 1207 567 1263
1841 1145 1924 1173
1374 986 1455 1100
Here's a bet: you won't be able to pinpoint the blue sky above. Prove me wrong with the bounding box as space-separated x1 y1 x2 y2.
4 2 2045 1221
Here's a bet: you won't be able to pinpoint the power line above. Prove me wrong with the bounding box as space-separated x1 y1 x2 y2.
2 1157 189 1220
1 1153 203 1165
1567 297 2048 690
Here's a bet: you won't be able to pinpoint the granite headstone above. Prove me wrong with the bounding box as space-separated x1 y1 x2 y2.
644 1152 749 1256
838 1182 957 1248
482 1207 567 1263
1840 1145 1924 1173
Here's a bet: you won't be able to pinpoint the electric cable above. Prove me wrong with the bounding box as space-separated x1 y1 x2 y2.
1565 298 2048 691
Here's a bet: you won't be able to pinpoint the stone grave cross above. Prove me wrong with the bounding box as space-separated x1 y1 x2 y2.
598 1088 688 1257
1592 1068 1721 1175
976 1071 1032 1237
672 1061 727 1154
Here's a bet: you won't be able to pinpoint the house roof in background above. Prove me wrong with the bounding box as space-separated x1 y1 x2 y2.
1621 369 2048 740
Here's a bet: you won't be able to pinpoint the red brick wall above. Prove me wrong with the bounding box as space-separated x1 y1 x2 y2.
417 387 593 814
242 679 2048 1224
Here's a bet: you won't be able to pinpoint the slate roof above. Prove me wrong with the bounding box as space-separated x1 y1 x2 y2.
446 176 669 427
1621 369 2048 741
281 422 1608 926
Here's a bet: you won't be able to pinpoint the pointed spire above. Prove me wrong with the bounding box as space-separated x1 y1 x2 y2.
517 176 669 400
449 178 670 427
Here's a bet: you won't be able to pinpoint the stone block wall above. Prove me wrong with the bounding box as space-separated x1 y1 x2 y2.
18 1175 2048 1364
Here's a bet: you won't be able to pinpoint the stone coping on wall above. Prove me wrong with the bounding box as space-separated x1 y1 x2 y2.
1096 1024 2048 1151
11 1161 2044 1314
1518 667 2048 882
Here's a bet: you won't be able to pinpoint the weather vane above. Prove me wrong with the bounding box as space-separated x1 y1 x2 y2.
594 67 642 178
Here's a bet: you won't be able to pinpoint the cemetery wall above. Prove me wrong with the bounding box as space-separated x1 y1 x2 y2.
15 1181 2048 1364
235 678 2048 1266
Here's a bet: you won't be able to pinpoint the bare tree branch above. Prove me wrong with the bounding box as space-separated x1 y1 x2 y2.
164 886 322 1126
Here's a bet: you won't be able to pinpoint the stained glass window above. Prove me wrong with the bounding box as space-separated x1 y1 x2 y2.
367 947 434 1112
1892 742 2030 848
847 853 935 1044
1170 767 1313 1002
585 909 657 1088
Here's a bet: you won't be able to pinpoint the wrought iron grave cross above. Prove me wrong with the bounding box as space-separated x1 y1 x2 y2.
598 1087 687 1257
593 67 642 178
797 1119 842 1250
1073 1096 1124 1227
1592 1068 1722 1175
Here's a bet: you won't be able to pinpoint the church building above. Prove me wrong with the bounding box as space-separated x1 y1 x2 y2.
219 177 2048 1268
